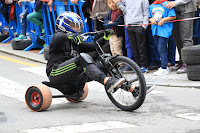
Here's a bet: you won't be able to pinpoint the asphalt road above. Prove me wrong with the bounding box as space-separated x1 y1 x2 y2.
0 52 200 133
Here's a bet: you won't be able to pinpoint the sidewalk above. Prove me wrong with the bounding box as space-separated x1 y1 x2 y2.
0 41 199 89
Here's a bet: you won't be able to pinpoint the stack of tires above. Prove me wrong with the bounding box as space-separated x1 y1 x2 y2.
182 44 200 81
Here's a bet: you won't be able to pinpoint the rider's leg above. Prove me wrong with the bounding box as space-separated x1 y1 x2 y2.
75 53 125 93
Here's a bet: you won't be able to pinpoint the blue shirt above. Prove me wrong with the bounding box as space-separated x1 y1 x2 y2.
149 2 176 38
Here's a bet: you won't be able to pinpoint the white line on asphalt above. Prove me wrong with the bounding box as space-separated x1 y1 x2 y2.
20 67 47 77
21 121 137 133
0 76 66 105
176 113 200 121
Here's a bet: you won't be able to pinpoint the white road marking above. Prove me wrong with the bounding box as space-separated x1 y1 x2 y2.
21 121 137 133
176 113 200 121
0 76 66 105
149 90 165 94
20 67 47 77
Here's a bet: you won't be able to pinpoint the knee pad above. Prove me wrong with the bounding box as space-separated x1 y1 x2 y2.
75 53 95 68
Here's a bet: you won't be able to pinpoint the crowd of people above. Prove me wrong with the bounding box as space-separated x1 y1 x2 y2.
0 0 200 76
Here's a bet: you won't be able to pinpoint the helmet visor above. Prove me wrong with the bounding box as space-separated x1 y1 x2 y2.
70 21 84 33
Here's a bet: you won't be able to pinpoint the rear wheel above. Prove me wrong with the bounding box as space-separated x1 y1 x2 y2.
106 56 146 111
25 84 52 112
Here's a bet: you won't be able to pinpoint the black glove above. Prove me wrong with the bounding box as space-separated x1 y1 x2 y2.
67 33 84 44
104 29 114 40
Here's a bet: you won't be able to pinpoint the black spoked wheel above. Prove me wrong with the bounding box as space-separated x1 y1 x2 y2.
25 84 52 112
106 56 146 111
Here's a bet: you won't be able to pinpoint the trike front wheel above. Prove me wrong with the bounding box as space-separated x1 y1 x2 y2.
106 56 146 111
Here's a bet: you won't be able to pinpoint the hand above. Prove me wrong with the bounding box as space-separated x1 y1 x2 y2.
158 19 165 26
150 18 157 25
67 33 84 44
70 0 78 4
104 29 114 40
48 0 53 7
166 1 176 9
108 21 113 24
113 0 120 3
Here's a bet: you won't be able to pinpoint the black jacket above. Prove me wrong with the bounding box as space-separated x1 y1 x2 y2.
46 32 99 77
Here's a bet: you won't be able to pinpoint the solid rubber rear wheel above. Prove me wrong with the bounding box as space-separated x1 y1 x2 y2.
25 84 52 112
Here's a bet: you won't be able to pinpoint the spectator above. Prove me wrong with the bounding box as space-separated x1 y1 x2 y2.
15 0 30 40
114 0 150 73
193 0 200 45
27 0 44 36
70 0 110 31
149 0 176 76
103 0 124 56
166 0 196 74
0 0 9 24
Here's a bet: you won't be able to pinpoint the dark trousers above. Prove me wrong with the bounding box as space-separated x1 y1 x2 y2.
0 5 9 24
146 26 161 66
20 8 29 36
168 35 176 65
127 26 150 67
153 35 169 69
193 9 200 45
49 57 105 90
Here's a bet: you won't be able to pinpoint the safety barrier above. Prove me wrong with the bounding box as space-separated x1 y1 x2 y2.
0 3 17 43
0 0 93 53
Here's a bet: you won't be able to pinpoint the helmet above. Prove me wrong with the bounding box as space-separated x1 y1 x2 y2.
55 11 84 33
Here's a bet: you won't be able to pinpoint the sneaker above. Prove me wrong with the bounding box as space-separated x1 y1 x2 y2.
141 67 149 73
148 65 160 70
15 35 27 40
132 85 156 99
146 85 156 94
176 64 187 74
153 67 169 76
105 77 125 93
171 64 182 71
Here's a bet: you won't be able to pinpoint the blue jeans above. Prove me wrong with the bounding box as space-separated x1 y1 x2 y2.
21 8 29 36
124 26 135 60
193 9 200 45
168 35 176 65
146 26 161 66
153 35 169 69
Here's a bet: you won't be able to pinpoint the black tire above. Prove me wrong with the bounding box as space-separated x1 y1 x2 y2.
106 56 146 111
0 34 9 42
43 46 49 60
11 39 32 50
186 65 200 81
182 45 200 65
25 84 52 112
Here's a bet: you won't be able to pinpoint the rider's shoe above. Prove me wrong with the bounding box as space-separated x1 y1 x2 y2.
105 77 125 93
132 85 156 99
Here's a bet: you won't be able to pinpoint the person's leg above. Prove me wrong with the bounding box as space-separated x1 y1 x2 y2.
193 9 200 45
136 30 150 68
146 26 161 68
109 35 123 56
127 27 140 66
176 12 195 64
167 35 176 66
124 26 135 60
153 36 169 76
27 9 43 29
157 36 169 69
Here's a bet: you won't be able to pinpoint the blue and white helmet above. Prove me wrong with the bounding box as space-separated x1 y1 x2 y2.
55 11 84 33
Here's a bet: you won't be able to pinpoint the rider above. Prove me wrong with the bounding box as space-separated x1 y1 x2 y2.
43 11 126 98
